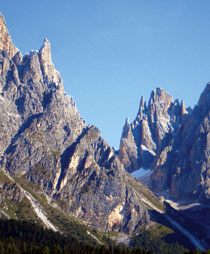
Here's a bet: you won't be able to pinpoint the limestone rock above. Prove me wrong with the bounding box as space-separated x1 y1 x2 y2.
119 118 138 172
0 13 17 59
119 88 185 172
39 39 60 85
149 83 210 204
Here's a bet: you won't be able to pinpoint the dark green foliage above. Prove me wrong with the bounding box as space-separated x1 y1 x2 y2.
0 219 209 254
0 219 135 254
130 231 188 254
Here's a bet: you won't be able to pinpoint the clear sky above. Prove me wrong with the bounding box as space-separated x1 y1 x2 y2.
1 1 210 149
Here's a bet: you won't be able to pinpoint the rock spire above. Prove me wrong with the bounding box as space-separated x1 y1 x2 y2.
0 13 17 58
39 38 60 85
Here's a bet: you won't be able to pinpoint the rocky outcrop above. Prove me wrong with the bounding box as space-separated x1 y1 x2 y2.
0 181 24 203
119 88 187 172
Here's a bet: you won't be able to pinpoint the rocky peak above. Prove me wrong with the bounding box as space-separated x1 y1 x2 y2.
121 117 132 138
148 88 173 120
119 87 184 172
195 83 210 120
38 38 60 85
123 117 130 130
150 87 171 100
136 96 146 121
180 100 187 119
0 13 17 58
197 83 210 107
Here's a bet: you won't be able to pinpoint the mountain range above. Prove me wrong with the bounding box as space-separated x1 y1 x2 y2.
0 12 210 252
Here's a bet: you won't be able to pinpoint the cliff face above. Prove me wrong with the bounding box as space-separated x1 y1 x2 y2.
0 13 158 233
0 14 17 59
150 83 210 203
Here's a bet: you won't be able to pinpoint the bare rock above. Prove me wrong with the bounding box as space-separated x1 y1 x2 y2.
0 13 17 59
39 39 60 85
119 88 185 172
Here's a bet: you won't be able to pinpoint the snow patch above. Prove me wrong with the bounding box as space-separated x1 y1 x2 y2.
131 168 151 178
140 194 206 251
141 145 156 156
165 199 201 211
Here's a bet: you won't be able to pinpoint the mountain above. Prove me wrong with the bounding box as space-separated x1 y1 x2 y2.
0 12 163 235
2 12 210 252
119 84 210 250
119 88 189 173
119 83 210 205
150 83 210 203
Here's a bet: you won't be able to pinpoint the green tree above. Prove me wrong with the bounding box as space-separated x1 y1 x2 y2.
0 241 4 254
7 242 13 253
41 245 50 254
23 241 27 254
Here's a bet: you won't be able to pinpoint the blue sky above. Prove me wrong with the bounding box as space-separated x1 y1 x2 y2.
1 1 210 149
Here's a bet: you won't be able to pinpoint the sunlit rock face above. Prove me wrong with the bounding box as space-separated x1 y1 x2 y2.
0 13 17 59
119 88 186 172
0 13 154 233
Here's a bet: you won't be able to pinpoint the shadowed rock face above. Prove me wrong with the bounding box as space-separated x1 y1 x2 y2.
0 13 154 233
150 83 210 204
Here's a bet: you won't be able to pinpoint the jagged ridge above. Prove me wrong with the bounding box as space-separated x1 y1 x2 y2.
119 88 188 173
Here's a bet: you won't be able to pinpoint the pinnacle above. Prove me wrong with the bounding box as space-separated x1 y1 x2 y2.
0 12 17 58
136 96 146 121
197 83 210 107
125 117 130 125
39 38 51 54
42 38 50 48
139 96 145 110
180 100 187 118
39 38 60 85
154 87 165 96
0 13 5 24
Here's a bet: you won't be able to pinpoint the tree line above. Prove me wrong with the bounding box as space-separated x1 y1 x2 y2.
0 219 209 254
